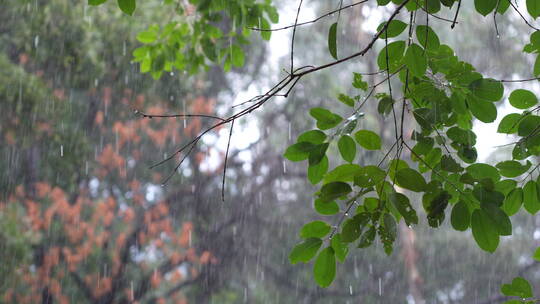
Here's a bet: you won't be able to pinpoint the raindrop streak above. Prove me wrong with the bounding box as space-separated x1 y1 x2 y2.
60 145 64 157
349 285 353 295
378 277 382 296
288 123 291 141
282 161 286 173
34 35 39 48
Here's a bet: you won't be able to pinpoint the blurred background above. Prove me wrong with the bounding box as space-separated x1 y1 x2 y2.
0 0 539 303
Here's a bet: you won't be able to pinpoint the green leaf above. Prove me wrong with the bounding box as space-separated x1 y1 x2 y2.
230 45 245 67
469 97 497 122
331 234 349 263
441 155 463 173
289 238 323 264
509 89 538 109
496 160 532 178
319 182 352 203
534 247 540 261
475 0 497 16
466 163 501 182
527 0 540 18
481 202 512 236
328 22 338 60
425 0 441 12
469 78 504 102
300 221 331 239
89 0 108 5
404 43 427 77
389 193 418 226
377 20 408 39
497 113 522 134
337 94 355 107
535 55 540 76
451 201 470 231
313 247 336 288
314 198 340 215
308 143 329 166
358 226 376 248
308 156 328 184
396 168 427 192
354 130 382 150
377 40 406 72
415 25 440 51
352 72 369 90
136 30 158 44
283 142 315 162
471 209 499 253
354 166 386 187
517 115 540 137
342 218 363 243
501 277 533 298
309 108 343 130
117 0 136 15
324 164 362 183
378 96 394 115
447 127 476 145
523 180 540 214
298 130 327 144
338 135 356 163
502 188 523 216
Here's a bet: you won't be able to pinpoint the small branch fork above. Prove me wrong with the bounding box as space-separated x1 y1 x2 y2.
136 0 540 201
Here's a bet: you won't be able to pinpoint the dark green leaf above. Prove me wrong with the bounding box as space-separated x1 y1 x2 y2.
354 166 386 187
527 0 540 18
389 193 418 226
475 0 498 16
481 202 512 236
396 168 427 192
451 201 470 231
328 22 338 60
496 160 532 178
534 247 540 261
319 182 352 203
338 135 356 163
357 226 376 248
230 45 245 67
497 113 522 134
283 142 315 162
313 247 336 288
308 143 329 166
117 0 136 15
469 78 504 102
441 155 463 173
308 156 328 184
289 238 322 264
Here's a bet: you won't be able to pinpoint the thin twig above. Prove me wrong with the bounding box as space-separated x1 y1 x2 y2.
222 119 235 202
291 0 304 75
451 0 461 29
248 0 369 32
